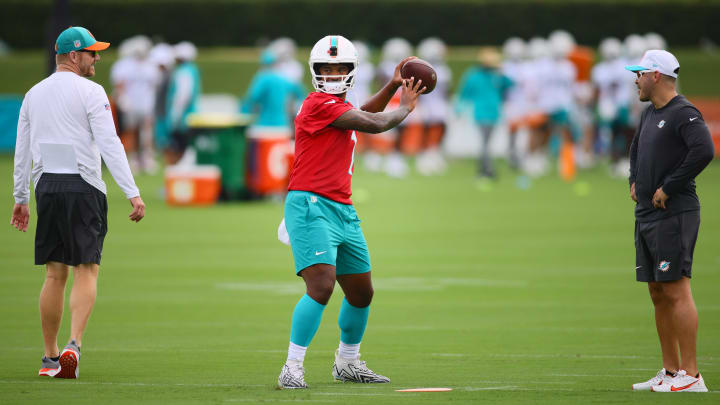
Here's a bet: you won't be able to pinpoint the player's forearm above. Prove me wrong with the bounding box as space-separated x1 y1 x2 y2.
360 81 401 113
332 106 410 134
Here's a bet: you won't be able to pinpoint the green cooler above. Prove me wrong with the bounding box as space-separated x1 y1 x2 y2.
187 113 253 200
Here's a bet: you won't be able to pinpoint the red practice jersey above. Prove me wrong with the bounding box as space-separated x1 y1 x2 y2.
288 91 358 204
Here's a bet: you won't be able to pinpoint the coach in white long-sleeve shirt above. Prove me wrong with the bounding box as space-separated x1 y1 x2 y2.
10 26 145 379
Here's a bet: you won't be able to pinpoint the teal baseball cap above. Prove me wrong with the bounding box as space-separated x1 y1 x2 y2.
55 26 110 54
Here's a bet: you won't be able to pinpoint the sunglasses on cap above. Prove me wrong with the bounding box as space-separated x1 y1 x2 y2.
637 69 655 77
75 49 98 57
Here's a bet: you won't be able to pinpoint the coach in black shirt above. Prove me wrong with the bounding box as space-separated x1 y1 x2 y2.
626 50 714 392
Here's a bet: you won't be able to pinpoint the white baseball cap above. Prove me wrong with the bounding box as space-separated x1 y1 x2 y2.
625 49 680 78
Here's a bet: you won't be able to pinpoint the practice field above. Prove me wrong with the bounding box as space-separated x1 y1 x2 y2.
2 47 720 98
1 155 718 404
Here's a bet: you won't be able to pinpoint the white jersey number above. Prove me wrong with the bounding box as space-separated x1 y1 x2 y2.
348 131 357 175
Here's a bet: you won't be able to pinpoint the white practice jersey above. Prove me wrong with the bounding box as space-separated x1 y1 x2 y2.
591 58 632 121
501 60 531 121
347 62 375 107
275 60 304 84
110 57 160 116
537 58 576 113
13 72 139 204
417 63 451 124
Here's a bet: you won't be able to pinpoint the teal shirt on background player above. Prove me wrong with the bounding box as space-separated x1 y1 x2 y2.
456 65 513 125
242 52 306 127
167 61 201 133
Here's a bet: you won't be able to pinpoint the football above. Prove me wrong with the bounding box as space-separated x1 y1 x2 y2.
400 58 437 94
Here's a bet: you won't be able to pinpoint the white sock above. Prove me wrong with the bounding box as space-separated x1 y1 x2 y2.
287 342 307 363
338 342 360 359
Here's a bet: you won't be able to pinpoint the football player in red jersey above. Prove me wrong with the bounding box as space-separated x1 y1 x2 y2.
277 35 424 389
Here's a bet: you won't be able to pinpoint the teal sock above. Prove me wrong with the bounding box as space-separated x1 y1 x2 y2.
289 294 326 347
338 298 369 345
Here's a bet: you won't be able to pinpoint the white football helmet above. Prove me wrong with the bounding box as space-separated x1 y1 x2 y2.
528 37 550 60
549 29 575 59
174 41 197 61
381 37 412 64
502 37 526 62
599 37 622 61
352 40 370 63
645 32 667 51
309 35 358 95
418 37 446 63
624 34 647 59
269 37 297 62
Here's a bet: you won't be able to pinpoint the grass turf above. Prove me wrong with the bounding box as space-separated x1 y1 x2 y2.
2 47 720 98
0 154 719 403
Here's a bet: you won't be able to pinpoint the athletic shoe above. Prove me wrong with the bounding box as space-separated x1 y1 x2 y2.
632 368 674 391
54 340 80 379
651 370 708 392
38 356 60 377
278 360 308 389
332 350 390 383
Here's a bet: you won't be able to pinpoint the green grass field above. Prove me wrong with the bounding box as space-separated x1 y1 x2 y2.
2 47 720 98
1 154 719 404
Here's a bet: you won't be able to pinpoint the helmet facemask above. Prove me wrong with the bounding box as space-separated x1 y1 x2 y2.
308 35 359 95
311 62 357 95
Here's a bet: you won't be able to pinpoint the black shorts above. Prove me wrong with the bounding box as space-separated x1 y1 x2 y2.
35 174 108 266
635 210 700 282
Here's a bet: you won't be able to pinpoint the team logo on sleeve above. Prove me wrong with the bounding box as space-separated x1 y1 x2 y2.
658 261 670 272
104 103 111 111
657 120 665 128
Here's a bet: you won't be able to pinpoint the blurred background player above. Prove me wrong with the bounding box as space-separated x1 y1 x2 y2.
268 37 303 84
456 48 513 180
110 35 159 174
592 37 633 177
415 37 451 175
242 49 306 135
545 29 579 181
148 42 175 156
347 40 375 153
522 36 552 177
166 41 202 164
561 30 596 170
268 37 305 135
501 37 530 169
368 37 414 177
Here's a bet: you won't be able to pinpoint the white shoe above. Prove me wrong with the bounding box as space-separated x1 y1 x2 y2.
651 370 708 392
632 368 674 391
278 360 308 389
331 350 390 383
384 153 408 178
363 152 383 173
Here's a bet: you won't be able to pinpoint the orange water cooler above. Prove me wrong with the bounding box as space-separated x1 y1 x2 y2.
165 165 222 206
246 127 293 196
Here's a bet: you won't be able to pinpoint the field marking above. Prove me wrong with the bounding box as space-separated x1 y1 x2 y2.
216 277 527 295
223 398 338 404
0 380 266 388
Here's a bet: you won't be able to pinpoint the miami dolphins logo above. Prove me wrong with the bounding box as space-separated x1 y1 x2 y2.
658 261 670 272
657 120 665 128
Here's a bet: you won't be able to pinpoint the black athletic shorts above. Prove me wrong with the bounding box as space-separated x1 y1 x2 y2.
635 210 700 282
35 173 108 266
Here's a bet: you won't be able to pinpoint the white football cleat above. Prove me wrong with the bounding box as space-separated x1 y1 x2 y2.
651 370 708 392
278 360 308 389
632 368 674 391
332 350 390 383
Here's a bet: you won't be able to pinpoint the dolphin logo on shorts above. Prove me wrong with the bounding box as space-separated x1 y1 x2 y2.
658 261 670 272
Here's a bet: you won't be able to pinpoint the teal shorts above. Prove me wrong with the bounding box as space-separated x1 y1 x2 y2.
284 191 371 275
548 109 570 125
